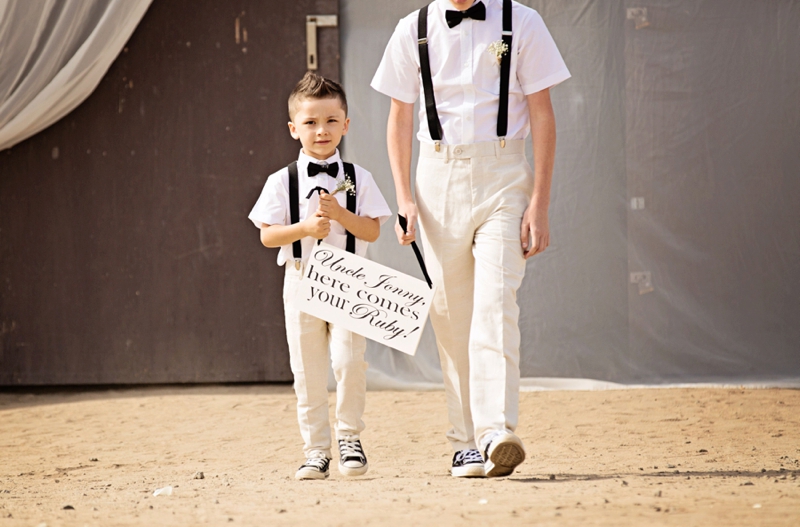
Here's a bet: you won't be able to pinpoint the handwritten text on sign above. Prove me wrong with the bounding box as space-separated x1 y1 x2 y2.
295 243 434 355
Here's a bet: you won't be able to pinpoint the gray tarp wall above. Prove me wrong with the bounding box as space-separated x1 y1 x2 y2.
342 0 800 386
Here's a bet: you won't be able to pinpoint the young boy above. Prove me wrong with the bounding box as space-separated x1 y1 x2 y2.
249 72 391 480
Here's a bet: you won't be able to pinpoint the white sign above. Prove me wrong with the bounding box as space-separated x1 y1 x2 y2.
295 243 434 355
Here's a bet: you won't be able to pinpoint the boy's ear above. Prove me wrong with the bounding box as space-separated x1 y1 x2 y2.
288 121 299 140
341 117 350 136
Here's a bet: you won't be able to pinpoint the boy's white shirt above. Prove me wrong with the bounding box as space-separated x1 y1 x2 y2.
370 0 571 145
249 149 392 266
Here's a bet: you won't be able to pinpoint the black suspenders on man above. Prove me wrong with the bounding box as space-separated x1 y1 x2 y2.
417 0 512 149
287 161 357 269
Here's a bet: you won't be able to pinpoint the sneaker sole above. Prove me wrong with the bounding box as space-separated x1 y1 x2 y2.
295 468 330 480
485 437 526 478
339 462 369 477
451 464 486 478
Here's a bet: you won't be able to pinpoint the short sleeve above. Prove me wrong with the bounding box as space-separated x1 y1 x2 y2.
515 10 571 95
248 168 290 228
370 17 421 104
355 167 393 225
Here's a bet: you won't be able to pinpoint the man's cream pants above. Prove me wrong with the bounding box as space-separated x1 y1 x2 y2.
283 263 368 458
416 139 534 452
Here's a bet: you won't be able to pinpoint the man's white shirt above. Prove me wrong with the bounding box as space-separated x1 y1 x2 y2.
249 149 392 266
371 0 570 145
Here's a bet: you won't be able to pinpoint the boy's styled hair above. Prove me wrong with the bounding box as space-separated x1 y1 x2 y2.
288 71 348 119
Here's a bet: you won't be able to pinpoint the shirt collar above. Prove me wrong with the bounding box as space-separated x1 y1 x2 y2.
298 148 341 169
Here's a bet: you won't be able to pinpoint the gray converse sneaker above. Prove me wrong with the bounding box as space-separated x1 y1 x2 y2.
338 436 369 476
295 454 331 480
451 449 485 478
483 432 526 478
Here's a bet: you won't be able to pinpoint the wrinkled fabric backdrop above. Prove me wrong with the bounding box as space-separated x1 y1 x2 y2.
341 0 800 388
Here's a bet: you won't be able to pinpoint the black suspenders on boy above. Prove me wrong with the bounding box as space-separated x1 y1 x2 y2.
343 163 357 253
417 0 512 150
287 161 357 268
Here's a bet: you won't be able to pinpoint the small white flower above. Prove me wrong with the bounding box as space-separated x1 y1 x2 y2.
487 40 509 64
331 178 356 196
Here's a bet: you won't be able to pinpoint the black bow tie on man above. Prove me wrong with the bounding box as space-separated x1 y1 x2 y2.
445 1 486 28
307 161 339 178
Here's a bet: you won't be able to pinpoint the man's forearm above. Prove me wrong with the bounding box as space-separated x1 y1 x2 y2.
387 98 415 206
527 90 556 209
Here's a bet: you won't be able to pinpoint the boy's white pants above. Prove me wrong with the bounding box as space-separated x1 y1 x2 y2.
283 263 368 459
415 139 534 452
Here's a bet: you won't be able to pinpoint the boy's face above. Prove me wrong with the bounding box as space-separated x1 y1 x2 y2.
288 97 349 161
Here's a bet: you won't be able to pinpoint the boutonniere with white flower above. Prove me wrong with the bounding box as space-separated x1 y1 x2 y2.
487 40 509 65
331 177 356 196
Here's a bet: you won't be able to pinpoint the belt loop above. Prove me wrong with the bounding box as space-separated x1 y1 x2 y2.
444 143 450 163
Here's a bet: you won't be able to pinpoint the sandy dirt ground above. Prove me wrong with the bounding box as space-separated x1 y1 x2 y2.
0 385 798 526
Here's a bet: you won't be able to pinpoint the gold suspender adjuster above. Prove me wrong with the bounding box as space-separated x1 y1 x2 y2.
295 260 301 270
500 137 506 148
434 141 441 152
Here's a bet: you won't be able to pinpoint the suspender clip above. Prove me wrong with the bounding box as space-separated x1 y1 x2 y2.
418 37 427 45
295 260 301 270
499 137 506 148
434 141 441 152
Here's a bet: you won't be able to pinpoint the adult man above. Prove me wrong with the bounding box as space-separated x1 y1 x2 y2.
371 0 570 477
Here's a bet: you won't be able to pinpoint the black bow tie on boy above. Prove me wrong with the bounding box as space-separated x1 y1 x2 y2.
307 161 339 178
445 1 486 28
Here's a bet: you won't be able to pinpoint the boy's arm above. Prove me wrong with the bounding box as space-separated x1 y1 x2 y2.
317 193 381 243
387 98 416 246
521 88 556 259
260 214 330 248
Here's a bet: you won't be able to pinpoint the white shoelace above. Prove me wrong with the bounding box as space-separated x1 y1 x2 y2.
302 456 329 469
456 449 484 465
338 438 365 462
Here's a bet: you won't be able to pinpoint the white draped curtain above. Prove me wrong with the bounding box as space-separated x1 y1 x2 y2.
0 0 153 151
